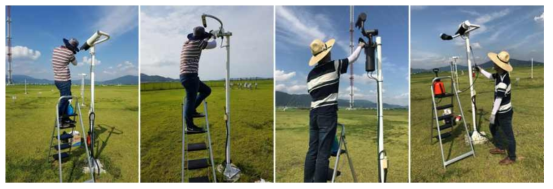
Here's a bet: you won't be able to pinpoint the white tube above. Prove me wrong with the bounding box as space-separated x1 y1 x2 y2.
464 35 478 132
376 37 385 183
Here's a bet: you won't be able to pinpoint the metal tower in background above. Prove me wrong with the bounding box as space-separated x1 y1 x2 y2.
349 5 354 109
7 6 13 85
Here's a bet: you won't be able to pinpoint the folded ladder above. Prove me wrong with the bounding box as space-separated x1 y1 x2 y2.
430 76 475 168
330 123 357 182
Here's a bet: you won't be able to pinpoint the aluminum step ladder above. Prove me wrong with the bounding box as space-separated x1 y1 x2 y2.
48 96 95 182
330 123 357 182
430 76 475 168
182 100 216 182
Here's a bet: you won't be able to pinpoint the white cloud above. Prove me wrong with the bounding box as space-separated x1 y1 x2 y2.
534 12 544 22
102 61 137 76
275 84 286 91
82 56 101 66
93 6 138 37
275 70 296 81
140 6 274 79
288 84 307 94
10 46 41 60
472 42 482 49
276 6 349 54
474 8 511 25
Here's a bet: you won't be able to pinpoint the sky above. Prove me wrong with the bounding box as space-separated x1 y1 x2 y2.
140 6 274 80
5 6 139 81
275 6 409 106
411 6 544 69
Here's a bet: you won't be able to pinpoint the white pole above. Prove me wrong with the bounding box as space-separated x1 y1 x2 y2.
531 58 534 79
464 35 478 133
225 35 231 166
90 47 95 112
81 73 86 106
25 79 27 94
376 37 386 183
349 5 354 109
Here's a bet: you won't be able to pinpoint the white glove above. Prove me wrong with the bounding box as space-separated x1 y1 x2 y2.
489 114 496 125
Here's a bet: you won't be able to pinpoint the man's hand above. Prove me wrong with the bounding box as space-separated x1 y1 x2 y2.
489 114 496 125
358 37 366 47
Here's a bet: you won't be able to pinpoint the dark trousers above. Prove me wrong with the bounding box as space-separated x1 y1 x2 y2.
55 80 72 120
304 108 337 182
180 73 211 128
490 110 517 160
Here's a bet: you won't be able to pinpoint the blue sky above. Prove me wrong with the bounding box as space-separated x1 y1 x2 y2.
140 6 274 80
411 6 544 69
5 6 138 81
275 6 409 106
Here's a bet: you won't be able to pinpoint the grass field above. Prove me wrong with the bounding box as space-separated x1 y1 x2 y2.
5 85 139 182
140 80 274 182
275 108 409 182
410 66 544 182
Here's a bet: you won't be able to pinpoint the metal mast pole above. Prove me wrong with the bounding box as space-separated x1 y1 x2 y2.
376 37 386 183
349 6 354 109
7 6 13 85
531 58 533 79
464 35 478 133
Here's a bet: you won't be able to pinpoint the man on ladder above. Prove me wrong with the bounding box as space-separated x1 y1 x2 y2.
52 38 80 127
304 37 364 182
180 26 217 133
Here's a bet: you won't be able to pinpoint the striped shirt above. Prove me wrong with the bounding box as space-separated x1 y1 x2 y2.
307 59 349 111
180 40 204 74
493 72 512 114
52 46 76 81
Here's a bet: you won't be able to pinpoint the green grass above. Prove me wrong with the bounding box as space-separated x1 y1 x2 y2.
410 66 544 182
275 108 409 182
5 85 139 182
140 80 274 182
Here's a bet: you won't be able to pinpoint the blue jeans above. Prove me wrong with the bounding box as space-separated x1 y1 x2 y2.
490 110 517 160
55 80 72 119
304 108 337 182
180 73 211 128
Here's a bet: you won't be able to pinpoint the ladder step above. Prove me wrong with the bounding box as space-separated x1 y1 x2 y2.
437 114 453 121
52 152 69 160
54 133 74 140
53 143 72 151
436 104 454 110
331 149 346 157
185 130 207 135
327 168 341 181
186 158 209 170
57 123 76 129
189 176 210 182
435 123 453 130
435 132 452 139
435 93 454 98
187 143 208 151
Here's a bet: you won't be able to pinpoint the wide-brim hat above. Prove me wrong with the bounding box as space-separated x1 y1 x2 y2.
309 39 335 66
487 51 513 72
187 26 211 40
63 38 80 54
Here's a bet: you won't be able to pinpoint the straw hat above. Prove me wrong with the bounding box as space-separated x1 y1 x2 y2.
487 51 513 72
63 38 80 54
309 39 335 66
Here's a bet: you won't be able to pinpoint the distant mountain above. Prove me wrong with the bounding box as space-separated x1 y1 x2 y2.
411 59 543 74
7 75 138 85
7 75 53 84
102 75 138 85
140 74 179 83
275 91 406 109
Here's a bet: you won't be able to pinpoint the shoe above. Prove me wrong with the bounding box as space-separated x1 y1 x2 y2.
63 119 76 124
191 112 205 118
186 125 205 133
499 157 516 165
489 148 506 155
59 122 74 129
